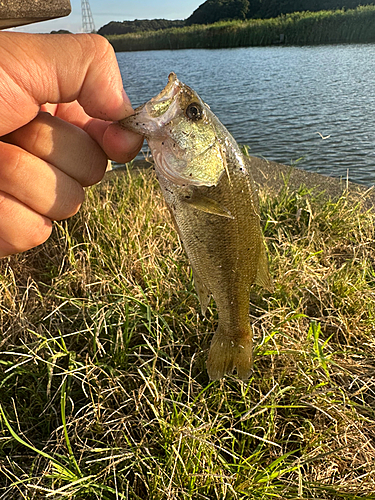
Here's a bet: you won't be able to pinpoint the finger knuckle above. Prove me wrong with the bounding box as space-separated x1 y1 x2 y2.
57 183 85 220
0 217 52 257
27 220 53 249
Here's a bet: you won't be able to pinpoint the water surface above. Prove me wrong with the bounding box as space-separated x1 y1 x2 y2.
117 45 375 186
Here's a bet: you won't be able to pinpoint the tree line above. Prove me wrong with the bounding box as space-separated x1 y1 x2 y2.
98 19 184 36
98 0 375 35
186 0 375 25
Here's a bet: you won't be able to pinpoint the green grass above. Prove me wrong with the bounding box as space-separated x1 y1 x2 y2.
106 5 375 51
1 165 375 498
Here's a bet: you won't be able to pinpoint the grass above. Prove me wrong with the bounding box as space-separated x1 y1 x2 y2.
105 5 375 52
1 163 375 499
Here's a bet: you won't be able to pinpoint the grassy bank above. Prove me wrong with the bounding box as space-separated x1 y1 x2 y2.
106 6 375 52
1 165 375 499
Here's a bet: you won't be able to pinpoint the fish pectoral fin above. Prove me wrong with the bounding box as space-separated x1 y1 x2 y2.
184 193 234 219
255 241 274 292
191 264 211 316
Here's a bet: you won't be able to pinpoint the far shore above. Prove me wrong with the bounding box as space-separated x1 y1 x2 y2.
104 6 375 52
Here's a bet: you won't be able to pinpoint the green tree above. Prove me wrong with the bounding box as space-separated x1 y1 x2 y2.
98 19 184 36
186 0 375 24
186 0 250 25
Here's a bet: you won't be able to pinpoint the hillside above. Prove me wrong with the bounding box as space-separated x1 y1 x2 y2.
98 0 375 35
186 0 375 24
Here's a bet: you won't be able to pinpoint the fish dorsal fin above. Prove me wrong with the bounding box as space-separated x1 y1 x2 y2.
255 241 274 292
191 264 211 316
184 193 234 219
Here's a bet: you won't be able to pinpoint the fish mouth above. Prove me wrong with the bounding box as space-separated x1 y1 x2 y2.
119 72 181 136
150 72 180 106
120 73 226 188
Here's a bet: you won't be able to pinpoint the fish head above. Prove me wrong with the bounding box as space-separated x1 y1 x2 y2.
120 72 226 187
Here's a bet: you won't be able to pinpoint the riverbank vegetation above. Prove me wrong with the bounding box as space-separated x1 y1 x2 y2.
1 164 375 498
106 5 375 51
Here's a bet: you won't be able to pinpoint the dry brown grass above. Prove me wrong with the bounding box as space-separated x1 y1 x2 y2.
1 167 375 499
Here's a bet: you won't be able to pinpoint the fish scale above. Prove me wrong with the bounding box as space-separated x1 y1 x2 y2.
120 72 272 380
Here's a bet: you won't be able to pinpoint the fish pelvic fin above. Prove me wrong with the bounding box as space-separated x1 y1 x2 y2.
184 193 234 219
255 239 274 292
191 264 211 316
206 323 253 381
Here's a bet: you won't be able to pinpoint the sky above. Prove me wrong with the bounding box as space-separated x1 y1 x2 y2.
11 0 203 33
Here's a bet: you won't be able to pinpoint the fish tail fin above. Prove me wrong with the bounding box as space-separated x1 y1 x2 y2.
206 323 253 381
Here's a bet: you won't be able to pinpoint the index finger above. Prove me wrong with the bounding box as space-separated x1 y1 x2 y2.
50 101 144 164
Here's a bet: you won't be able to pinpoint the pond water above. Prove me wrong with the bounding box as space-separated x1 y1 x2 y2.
117 44 375 186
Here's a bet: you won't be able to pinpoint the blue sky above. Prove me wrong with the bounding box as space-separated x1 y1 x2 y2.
12 0 203 33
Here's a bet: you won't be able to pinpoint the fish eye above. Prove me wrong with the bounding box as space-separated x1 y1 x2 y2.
186 102 203 121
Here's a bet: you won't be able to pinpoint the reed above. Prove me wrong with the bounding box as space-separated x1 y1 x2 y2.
106 5 375 52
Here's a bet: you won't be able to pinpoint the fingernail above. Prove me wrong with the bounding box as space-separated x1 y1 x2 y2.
122 89 134 113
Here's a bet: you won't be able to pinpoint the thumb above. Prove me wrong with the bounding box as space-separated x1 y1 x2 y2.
0 32 131 135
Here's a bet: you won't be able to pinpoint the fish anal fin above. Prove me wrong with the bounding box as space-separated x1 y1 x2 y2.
184 193 234 219
191 265 211 316
255 241 273 292
206 323 253 381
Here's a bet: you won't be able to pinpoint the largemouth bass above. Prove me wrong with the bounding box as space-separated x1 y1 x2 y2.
120 73 272 380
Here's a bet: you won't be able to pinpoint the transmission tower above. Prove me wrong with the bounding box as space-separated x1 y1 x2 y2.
81 0 95 33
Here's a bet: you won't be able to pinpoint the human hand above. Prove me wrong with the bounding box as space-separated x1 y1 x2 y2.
0 32 143 257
